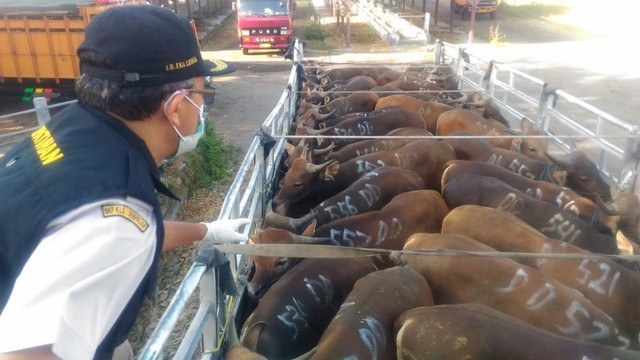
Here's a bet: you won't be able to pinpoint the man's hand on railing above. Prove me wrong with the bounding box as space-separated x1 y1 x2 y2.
200 218 251 245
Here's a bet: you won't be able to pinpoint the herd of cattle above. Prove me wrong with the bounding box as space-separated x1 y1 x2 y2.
224 62 640 359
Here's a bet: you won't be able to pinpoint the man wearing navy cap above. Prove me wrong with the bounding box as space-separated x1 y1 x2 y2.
0 5 248 360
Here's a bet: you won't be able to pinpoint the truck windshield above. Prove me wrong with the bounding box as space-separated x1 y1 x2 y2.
238 0 289 15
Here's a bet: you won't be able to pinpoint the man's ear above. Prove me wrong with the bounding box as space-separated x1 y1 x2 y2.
163 92 186 127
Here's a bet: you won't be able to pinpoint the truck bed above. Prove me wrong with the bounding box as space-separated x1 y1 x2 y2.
138 39 640 359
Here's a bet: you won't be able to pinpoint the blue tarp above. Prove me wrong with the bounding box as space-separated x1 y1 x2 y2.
0 0 96 15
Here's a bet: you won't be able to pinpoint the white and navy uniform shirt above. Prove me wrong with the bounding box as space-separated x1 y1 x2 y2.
0 104 177 359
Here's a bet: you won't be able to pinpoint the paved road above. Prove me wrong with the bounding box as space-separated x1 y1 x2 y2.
424 0 639 126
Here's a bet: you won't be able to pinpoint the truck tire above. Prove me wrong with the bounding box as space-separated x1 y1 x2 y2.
490 11 496 19
461 9 468 20
242 48 249 55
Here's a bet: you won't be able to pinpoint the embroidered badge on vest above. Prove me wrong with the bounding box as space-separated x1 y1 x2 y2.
102 205 149 232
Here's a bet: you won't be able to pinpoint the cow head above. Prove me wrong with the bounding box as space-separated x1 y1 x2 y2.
547 150 612 202
262 199 316 233
599 192 640 244
509 117 549 163
272 157 339 215
247 221 336 299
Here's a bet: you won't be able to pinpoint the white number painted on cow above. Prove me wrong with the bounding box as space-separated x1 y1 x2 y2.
497 268 529 293
322 195 358 221
355 160 385 176
392 152 418 169
327 218 402 247
358 183 382 207
555 300 617 343
524 187 543 201
487 153 503 166
357 316 385 360
576 259 621 297
507 159 535 179
356 121 374 135
304 274 334 306
540 213 582 243
526 283 557 310
277 296 310 340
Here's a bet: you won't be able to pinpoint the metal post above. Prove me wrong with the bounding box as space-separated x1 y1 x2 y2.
468 0 476 44
33 97 50 126
423 11 430 43
346 0 351 47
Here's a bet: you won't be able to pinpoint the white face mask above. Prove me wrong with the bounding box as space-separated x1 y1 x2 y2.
164 90 205 158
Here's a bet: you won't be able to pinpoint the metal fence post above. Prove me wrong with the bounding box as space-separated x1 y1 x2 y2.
33 97 51 125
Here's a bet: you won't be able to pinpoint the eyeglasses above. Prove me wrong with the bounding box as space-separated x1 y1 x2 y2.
188 87 217 96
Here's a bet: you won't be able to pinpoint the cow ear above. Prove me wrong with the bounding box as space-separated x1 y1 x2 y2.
520 117 535 131
322 161 340 181
497 194 525 214
302 219 316 237
285 142 295 156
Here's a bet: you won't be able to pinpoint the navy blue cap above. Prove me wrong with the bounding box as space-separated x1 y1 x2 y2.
77 5 216 87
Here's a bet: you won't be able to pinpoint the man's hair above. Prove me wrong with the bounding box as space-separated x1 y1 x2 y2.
75 50 194 120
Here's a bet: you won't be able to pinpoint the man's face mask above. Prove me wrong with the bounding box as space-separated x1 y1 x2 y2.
164 90 205 158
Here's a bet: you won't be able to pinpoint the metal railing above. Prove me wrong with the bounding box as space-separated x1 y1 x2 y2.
435 41 640 194
137 38 304 360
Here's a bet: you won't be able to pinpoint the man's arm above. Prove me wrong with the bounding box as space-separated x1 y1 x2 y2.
162 221 207 251
0 346 59 360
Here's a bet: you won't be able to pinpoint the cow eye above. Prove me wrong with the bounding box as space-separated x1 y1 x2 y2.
275 258 288 268
294 182 303 188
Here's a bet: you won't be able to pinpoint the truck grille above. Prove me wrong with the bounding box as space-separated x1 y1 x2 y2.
249 28 282 35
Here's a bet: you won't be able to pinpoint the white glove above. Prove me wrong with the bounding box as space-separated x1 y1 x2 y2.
200 218 251 244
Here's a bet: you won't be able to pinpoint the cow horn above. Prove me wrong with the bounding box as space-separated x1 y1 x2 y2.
315 109 336 120
314 141 336 155
445 93 469 104
291 233 337 245
306 159 337 174
546 151 570 168
597 193 626 215
464 97 491 107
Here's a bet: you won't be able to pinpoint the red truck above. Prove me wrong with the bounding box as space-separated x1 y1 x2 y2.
236 0 294 55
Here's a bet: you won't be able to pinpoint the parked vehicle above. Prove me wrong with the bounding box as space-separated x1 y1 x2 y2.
453 0 500 19
236 0 294 55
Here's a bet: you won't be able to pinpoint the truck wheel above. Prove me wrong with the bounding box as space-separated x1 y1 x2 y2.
461 10 468 20
490 11 496 19
242 48 249 55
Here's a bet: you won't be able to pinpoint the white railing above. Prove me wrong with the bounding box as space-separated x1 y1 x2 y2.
435 41 640 194
137 38 304 360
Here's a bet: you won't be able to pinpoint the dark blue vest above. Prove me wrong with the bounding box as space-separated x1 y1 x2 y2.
0 103 178 359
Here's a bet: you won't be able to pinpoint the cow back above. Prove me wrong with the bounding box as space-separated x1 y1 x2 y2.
395 304 640 360
311 166 425 228
441 175 618 254
311 266 434 360
443 205 640 340
402 233 632 348
314 189 449 249
240 257 380 358
374 94 453 133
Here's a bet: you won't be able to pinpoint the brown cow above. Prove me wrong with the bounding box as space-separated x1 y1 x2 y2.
441 174 618 254
443 135 612 201
270 166 425 227
316 66 390 85
272 139 455 215
395 304 640 360
442 204 640 339
374 94 453 133
293 107 427 150
298 91 380 122
320 75 379 104
441 159 618 235
436 108 549 162
310 266 434 360
402 233 632 348
327 127 433 163
313 189 449 249
240 257 381 356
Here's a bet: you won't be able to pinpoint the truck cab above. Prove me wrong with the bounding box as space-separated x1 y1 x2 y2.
236 0 294 55
453 0 500 20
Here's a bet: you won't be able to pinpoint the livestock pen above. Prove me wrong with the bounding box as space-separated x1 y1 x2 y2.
134 37 640 359
4 36 638 357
